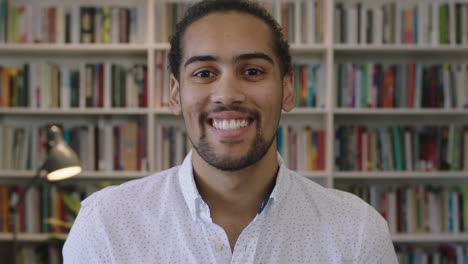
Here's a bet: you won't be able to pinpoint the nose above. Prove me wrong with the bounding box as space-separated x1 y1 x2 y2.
210 72 246 106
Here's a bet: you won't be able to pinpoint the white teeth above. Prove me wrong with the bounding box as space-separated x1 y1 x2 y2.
213 119 250 130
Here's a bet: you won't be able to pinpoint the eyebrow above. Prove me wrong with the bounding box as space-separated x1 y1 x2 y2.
183 52 274 68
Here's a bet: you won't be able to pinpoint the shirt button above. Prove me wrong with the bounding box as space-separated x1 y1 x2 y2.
215 244 224 253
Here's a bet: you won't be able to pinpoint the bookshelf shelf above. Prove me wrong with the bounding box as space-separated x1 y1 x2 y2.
0 44 149 54
392 233 468 243
334 171 468 180
0 233 67 242
0 108 150 115
333 108 468 116
0 170 150 180
334 44 468 53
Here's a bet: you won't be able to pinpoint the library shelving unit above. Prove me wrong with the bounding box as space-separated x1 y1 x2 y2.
1 0 468 261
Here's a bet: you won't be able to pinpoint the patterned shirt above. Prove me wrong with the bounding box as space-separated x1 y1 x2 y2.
63 151 398 263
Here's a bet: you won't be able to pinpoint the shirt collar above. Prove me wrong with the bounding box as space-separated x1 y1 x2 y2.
177 150 291 221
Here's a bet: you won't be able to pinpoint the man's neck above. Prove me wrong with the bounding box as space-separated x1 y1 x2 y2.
192 147 279 218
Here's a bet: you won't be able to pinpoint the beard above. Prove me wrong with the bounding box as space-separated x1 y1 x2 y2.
191 105 277 171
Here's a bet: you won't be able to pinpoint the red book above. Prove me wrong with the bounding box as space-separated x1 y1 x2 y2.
16 187 26 232
381 192 388 220
383 69 395 108
407 63 416 108
317 130 325 170
48 7 56 43
357 126 364 171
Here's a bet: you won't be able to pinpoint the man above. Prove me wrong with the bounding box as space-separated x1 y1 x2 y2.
63 0 398 263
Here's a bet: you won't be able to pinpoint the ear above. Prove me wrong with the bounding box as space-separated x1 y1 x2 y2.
281 72 295 112
169 74 182 115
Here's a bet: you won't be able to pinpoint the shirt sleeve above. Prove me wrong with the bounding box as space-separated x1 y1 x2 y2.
356 205 399 264
62 194 111 263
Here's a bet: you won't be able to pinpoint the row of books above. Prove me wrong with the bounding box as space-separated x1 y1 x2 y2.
277 125 325 171
0 121 148 172
155 125 191 171
278 0 324 44
0 0 143 44
293 63 326 108
0 244 62 264
336 63 468 109
351 184 468 234
335 125 468 172
335 1 468 45
153 1 324 45
396 245 468 264
0 62 148 109
0 183 91 233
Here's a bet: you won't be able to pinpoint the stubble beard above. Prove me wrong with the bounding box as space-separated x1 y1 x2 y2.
192 106 276 171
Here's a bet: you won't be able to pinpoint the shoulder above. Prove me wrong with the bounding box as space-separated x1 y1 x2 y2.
81 166 181 213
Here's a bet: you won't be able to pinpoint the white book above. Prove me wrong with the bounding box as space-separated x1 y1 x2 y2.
387 191 397 234
129 7 138 43
406 189 413 232
404 129 413 171
111 7 119 44
24 187 35 233
20 126 30 170
359 3 366 45
293 0 300 44
60 66 70 109
104 62 111 108
362 131 367 171
449 0 455 45
105 121 113 171
347 7 357 44
367 62 373 107
56 7 65 44
307 0 315 44
355 66 361 108
394 2 401 44
432 0 439 45
71 6 80 44
374 7 383 45
418 2 426 45
88 124 95 171
32 6 42 43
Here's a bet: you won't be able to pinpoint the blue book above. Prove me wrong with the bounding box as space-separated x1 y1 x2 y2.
306 64 315 107
277 127 283 156
0 0 5 43
413 6 418 44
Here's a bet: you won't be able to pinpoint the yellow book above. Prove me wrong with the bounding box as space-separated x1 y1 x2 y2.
9 68 18 107
102 7 111 44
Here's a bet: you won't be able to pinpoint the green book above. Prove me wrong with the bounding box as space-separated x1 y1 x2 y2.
391 126 403 171
361 64 368 108
439 4 449 44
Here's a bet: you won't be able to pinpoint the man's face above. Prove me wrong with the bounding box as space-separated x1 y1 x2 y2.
170 11 294 171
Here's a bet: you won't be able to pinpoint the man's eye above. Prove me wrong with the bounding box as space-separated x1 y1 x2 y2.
243 68 263 76
194 71 215 78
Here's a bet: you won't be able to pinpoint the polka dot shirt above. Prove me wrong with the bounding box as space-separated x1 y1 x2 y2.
63 151 398 263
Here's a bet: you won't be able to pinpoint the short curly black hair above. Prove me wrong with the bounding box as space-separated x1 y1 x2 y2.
168 0 292 81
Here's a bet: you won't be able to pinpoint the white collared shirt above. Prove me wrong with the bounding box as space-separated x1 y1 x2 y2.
63 151 398 263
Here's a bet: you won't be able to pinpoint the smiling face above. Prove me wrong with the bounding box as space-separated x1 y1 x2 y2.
170 11 294 171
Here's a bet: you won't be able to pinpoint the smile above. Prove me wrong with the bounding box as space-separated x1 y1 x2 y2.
211 119 251 130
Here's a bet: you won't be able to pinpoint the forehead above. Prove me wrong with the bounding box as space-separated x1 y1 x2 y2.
182 11 275 62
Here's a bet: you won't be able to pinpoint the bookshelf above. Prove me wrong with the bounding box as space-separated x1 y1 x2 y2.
1 0 468 262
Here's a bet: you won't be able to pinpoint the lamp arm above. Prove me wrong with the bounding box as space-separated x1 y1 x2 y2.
8 161 46 221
